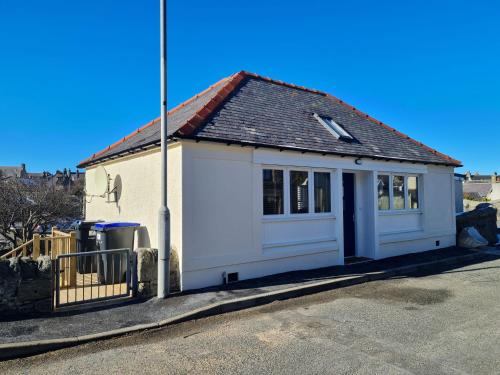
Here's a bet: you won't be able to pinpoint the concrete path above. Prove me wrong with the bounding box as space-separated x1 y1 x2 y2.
0 247 497 352
3 254 500 374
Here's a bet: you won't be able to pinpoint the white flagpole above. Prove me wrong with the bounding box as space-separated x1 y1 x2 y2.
158 0 170 298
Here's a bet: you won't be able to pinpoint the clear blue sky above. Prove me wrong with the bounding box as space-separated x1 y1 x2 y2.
0 0 498 174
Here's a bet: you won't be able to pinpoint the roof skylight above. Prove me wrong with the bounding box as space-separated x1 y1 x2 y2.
314 113 353 141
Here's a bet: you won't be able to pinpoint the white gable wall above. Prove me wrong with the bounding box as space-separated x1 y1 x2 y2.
84 140 456 291
84 144 183 268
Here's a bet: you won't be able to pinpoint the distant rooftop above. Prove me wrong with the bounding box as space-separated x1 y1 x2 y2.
0 164 84 183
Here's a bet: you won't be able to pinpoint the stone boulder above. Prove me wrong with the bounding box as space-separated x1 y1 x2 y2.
135 247 158 297
135 247 180 298
456 205 498 245
37 255 52 279
458 227 488 248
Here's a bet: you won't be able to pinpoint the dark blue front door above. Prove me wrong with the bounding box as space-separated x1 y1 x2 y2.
342 173 356 258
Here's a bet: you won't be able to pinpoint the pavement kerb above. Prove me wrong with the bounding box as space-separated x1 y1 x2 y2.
0 249 489 361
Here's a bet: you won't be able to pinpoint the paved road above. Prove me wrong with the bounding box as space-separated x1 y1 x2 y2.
3 257 500 374
2 247 475 345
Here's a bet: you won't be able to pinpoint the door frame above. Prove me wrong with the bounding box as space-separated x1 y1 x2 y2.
348 170 378 260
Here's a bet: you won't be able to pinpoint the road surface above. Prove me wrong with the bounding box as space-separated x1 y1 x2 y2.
2 256 500 374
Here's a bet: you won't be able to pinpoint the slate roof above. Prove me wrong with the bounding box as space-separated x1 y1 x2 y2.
78 71 461 168
0 166 24 178
463 183 492 198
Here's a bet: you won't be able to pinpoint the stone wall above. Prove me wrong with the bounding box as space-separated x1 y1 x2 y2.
456 205 498 245
135 247 180 298
0 256 52 316
491 185 500 201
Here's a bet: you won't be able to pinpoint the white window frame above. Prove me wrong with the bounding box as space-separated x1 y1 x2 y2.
313 169 333 214
262 167 286 218
262 166 334 220
378 173 422 214
391 175 405 210
377 174 391 211
313 113 353 140
288 167 311 216
406 175 420 210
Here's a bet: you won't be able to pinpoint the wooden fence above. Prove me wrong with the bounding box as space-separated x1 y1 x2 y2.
0 228 77 287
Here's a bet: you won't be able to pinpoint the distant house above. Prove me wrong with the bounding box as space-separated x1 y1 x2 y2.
48 169 85 191
462 171 500 201
0 164 28 180
78 71 462 291
0 164 84 190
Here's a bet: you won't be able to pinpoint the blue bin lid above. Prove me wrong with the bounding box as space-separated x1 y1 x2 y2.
93 222 140 230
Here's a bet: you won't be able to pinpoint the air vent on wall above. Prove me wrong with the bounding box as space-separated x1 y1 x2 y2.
222 272 239 284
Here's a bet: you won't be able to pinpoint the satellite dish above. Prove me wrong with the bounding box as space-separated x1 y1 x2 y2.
94 166 109 196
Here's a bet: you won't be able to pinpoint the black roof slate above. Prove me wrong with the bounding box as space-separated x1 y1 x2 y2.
78 72 460 168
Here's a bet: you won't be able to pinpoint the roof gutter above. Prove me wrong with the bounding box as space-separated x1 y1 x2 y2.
179 136 462 167
77 138 169 169
77 135 462 169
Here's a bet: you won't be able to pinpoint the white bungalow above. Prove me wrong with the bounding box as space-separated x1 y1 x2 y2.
78 71 461 291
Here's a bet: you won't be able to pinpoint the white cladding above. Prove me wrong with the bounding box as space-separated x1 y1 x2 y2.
85 141 456 291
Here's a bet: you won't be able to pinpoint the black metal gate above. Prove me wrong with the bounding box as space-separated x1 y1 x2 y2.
54 248 133 308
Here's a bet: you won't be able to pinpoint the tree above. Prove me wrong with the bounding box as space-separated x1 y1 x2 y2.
0 178 82 250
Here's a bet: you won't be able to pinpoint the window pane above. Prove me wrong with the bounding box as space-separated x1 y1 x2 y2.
378 175 390 210
408 176 419 209
315 114 353 140
290 171 309 214
263 169 284 215
393 175 405 210
314 172 331 213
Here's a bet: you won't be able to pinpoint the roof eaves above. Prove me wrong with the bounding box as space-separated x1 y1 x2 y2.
77 73 235 169
78 138 165 168
77 118 161 168
177 135 460 167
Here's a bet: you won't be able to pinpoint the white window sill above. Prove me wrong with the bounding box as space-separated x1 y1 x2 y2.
262 214 336 223
379 229 455 244
380 229 424 237
263 236 337 249
378 210 423 216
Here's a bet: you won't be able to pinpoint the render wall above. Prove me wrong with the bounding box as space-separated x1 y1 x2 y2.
180 142 343 290
377 165 456 258
85 141 457 292
455 178 464 213
181 143 456 290
84 144 182 256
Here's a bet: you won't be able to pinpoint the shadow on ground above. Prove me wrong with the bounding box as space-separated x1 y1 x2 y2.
1 246 499 344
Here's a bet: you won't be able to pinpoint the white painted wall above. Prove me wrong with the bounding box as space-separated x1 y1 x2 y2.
455 177 464 213
180 142 342 290
85 140 457 291
377 165 456 258
354 171 377 259
84 144 183 260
